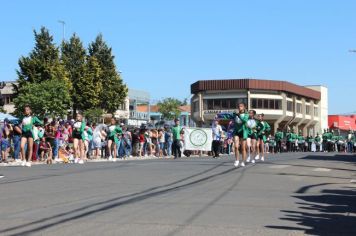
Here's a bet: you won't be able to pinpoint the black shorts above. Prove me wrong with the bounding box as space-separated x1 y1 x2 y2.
22 130 33 138
108 136 115 142
248 133 257 140
72 130 82 140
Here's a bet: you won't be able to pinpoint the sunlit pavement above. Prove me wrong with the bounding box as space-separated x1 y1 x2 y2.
0 152 355 236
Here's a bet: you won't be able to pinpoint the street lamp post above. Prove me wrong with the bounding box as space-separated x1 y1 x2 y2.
58 20 66 41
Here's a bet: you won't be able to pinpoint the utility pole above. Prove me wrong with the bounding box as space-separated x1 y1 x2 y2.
58 20 66 41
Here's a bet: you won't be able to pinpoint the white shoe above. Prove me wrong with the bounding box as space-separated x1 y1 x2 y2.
251 159 255 164
74 158 79 164
108 156 113 161
16 159 22 163
246 156 251 163
261 156 265 162
54 158 60 163
241 162 245 167
112 158 117 162
21 160 26 166
234 160 239 167
78 159 84 164
25 162 32 167
255 155 260 160
0 175 4 179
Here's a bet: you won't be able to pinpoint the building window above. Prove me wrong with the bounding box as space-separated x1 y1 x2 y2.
287 101 293 111
213 99 221 109
252 99 257 109
269 100 275 109
203 98 247 110
314 107 318 116
207 100 214 110
251 99 282 110
305 105 310 115
229 99 237 109
221 99 228 109
297 103 302 113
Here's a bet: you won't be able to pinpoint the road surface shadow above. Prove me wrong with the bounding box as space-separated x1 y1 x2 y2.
0 162 235 235
266 185 356 235
301 154 356 164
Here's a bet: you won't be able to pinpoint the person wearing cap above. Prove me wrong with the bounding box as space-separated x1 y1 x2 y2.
172 118 183 159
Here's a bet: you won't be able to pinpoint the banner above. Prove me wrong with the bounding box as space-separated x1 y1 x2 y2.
184 128 212 151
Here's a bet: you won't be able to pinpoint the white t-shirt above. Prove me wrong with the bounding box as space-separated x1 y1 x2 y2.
212 125 223 141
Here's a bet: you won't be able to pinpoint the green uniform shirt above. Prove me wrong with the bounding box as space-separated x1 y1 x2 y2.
172 125 182 141
232 112 249 139
21 115 42 132
275 131 284 142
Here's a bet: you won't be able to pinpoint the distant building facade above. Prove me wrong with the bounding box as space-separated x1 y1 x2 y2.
328 114 356 135
0 81 17 114
191 79 328 136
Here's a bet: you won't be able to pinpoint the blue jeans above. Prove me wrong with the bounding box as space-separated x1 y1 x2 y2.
125 141 132 156
116 140 121 157
13 135 21 160
166 141 172 156
53 139 60 158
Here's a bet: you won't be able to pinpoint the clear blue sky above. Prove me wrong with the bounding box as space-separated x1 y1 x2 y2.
1 0 355 114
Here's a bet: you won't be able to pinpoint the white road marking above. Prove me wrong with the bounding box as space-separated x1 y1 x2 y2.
313 168 331 172
269 165 290 169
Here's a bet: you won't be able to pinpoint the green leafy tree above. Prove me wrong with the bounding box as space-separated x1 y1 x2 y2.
83 108 104 123
79 56 103 110
88 34 127 114
61 33 87 114
15 27 70 116
17 27 69 87
14 79 71 118
157 98 181 120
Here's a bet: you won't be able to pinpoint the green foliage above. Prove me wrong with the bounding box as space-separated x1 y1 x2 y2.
61 34 86 113
14 79 71 118
88 34 128 114
17 27 69 87
83 108 104 123
157 98 182 120
15 28 127 117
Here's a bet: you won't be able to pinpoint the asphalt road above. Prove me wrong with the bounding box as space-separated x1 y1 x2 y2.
0 152 355 236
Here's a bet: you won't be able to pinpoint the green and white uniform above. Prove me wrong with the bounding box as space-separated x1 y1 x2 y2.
108 125 122 144
256 120 271 142
232 112 249 140
21 115 42 138
246 118 257 139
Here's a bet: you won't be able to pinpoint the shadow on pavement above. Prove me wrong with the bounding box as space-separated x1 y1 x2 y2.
301 154 356 164
0 162 235 236
266 185 356 235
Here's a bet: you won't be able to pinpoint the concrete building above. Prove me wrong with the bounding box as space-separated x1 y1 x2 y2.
328 114 356 136
191 79 328 136
136 105 195 127
115 89 150 126
0 81 17 114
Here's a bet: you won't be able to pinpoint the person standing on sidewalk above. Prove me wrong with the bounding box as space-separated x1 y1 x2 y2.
211 119 222 158
172 118 183 159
